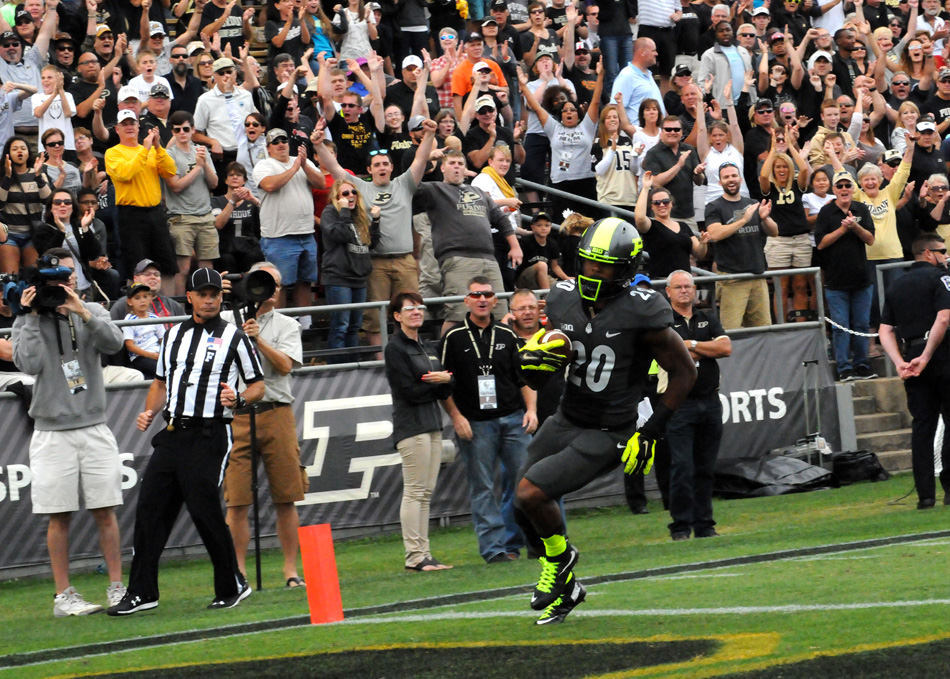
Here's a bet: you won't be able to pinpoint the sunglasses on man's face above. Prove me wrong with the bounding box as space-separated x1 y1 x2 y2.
892 80 910 86
216 68 234 75
477 107 496 115
1 41 20 48
835 182 852 189
467 290 496 298
340 102 359 108
171 53 188 59
173 126 191 133
56 44 74 51
245 121 261 127
663 127 682 133
931 248 948 255
269 137 289 145
738 32 755 37
757 107 774 114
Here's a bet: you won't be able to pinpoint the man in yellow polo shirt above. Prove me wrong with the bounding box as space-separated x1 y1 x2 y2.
105 109 178 291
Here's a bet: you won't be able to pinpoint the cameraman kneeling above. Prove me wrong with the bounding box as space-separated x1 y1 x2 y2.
11 247 127 617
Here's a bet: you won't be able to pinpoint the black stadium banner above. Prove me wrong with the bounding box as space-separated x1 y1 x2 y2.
0 328 836 573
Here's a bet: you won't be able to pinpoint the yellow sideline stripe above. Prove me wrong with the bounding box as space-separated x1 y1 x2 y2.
625 631 950 679
39 634 770 679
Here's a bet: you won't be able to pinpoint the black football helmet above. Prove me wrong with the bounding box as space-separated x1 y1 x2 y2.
576 217 644 302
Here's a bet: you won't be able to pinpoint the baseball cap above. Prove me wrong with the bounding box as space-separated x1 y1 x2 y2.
189 268 223 291
755 97 775 111
127 282 152 298
366 1 381 9
53 32 76 46
481 18 498 26
939 66 950 80
95 24 113 38
212 57 235 72
475 94 496 110
186 41 204 56
117 109 138 123
881 149 902 165
266 128 290 144
304 77 319 94
807 50 833 69
832 170 854 186
751 6 770 15
673 63 691 77
149 83 171 99
575 41 589 53
491 0 508 9
118 85 139 102
633 273 652 287
918 120 937 132
464 31 483 43
14 9 30 23
531 212 552 224
0 30 16 42
134 259 161 275
148 21 166 36
402 55 423 70
408 115 426 131
473 61 492 72
769 32 785 42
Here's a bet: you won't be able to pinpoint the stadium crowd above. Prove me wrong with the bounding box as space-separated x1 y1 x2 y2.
0 0 942 379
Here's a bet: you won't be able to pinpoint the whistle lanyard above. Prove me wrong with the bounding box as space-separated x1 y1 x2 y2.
465 322 495 376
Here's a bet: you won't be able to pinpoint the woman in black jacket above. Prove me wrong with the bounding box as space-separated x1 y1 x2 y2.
383 290 454 572
320 180 380 362
34 189 120 301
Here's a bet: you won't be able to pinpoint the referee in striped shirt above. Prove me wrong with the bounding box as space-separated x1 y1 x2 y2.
108 268 265 616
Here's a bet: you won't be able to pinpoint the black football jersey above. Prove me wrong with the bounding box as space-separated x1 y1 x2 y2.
545 281 673 428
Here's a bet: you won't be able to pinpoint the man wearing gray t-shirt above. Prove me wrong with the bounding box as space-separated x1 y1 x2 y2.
163 110 219 295
313 118 437 349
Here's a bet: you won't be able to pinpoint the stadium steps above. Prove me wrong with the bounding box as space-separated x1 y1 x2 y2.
851 378 912 472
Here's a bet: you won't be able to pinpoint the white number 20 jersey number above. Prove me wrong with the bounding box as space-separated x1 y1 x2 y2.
567 341 616 393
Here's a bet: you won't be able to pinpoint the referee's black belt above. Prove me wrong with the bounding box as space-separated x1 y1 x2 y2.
163 415 225 431
235 402 291 416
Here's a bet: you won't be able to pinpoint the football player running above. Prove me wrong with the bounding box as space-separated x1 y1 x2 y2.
516 217 697 625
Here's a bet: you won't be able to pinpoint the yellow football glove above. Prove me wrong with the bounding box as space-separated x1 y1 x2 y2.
621 428 657 476
519 329 568 373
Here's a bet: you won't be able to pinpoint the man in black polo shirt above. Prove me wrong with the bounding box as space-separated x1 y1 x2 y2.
385 55 440 119
463 94 523 181
815 170 876 382
642 114 704 233
663 270 731 541
879 233 950 510
440 277 537 563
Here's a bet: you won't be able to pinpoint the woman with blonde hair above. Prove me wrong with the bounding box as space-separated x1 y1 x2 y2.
472 144 521 233
891 100 920 153
759 127 812 321
304 0 344 67
592 100 641 213
320 180 380 362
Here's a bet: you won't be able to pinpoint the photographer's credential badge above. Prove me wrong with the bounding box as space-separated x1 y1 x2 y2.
62 358 87 394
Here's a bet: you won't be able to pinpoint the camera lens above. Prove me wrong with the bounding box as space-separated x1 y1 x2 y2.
35 285 67 310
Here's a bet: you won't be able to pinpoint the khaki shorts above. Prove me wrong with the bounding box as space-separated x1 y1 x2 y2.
764 234 812 269
716 277 771 330
363 254 419 333
441 256 509 322
30 424 123 514
223 404 307 507
515 265 555 290
168 213 220 260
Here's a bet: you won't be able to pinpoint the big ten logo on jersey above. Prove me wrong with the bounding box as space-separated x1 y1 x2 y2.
719 388 787 424
297 394 400 505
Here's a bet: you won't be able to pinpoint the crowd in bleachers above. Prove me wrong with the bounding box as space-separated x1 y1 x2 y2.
0 0 943 376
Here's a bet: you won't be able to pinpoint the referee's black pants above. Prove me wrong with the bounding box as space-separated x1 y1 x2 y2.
127 422 242 601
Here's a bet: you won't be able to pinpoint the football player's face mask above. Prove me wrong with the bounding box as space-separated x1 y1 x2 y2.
578 258 619 302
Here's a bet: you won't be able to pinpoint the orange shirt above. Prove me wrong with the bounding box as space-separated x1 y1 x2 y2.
451 59 509 98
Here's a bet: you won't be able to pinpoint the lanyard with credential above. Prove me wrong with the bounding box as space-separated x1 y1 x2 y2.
465 323 495 376
55 315 88 394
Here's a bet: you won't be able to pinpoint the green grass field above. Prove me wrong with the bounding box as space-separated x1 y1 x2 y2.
5 472 950 679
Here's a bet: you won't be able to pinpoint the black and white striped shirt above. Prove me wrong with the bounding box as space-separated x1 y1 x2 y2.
157 315 264 420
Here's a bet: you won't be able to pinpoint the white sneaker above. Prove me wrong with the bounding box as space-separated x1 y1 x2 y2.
107 582 127 608
54 587 104 617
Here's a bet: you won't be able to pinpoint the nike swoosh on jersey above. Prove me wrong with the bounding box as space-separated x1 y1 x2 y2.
605 331 622 338
616 442 626 448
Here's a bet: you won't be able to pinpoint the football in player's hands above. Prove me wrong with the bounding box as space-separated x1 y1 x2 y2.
538 329 572 361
